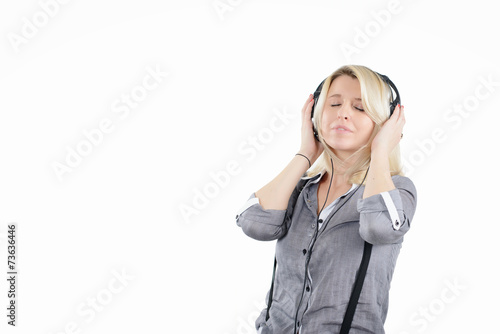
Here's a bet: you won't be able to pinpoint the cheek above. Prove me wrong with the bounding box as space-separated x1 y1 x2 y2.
320 111 335 129
356 115 375 135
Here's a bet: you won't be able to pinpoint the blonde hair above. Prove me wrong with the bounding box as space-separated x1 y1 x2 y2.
307 65 404 184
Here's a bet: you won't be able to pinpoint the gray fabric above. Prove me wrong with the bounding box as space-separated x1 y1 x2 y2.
236 173 417 334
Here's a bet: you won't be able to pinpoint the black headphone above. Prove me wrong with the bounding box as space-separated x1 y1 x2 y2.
310 71 401 141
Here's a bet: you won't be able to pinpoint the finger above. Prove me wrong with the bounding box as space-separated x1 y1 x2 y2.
303 94 313 111
397 115 405 136
395 104 403 121
388 105 400 122
301 99 314 130
302 94 314 118
301 95 309 117
305 96 315 120
397 105 405 124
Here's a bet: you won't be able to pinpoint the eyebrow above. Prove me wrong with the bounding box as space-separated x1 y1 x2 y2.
328 94 362 101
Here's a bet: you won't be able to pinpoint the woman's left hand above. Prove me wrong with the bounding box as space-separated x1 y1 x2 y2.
371 104 405 156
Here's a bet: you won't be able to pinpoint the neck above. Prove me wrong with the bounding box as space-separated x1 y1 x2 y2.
324 151 357 185
323 171 350 187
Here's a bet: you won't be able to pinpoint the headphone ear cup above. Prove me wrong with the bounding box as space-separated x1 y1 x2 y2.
312 97 320 141
311 80 325 142
375 71 401 119
389 97 400 117
389 101 396 117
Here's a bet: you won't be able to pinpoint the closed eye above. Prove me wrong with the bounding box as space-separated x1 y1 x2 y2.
330 104 364 112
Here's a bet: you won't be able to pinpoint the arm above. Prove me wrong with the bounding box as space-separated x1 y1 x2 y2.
358 104 417 244
236 165 312 241
362 149 395 199
255 93 323 210
358 175 417 244
235 192 288 241
254 155 310 210
363 103 405 199
235 94 323 240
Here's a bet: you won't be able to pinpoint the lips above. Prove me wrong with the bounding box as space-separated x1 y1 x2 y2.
333 125 352 132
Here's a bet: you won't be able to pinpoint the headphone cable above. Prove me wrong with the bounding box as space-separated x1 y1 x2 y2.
293 159 370 334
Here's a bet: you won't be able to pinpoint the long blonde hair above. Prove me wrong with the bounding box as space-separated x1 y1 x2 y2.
307 65 404 184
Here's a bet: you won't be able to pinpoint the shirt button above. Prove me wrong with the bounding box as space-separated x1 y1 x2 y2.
302 249 307 255
311 224 316 229
318 219 323 224
306 286 310 292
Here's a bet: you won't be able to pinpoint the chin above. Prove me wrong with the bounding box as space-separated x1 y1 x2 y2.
323 138 352 149
323 139 363 154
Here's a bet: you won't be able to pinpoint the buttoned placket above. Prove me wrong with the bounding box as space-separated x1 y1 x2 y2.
304 184 319 237
297 179 360 333
296 181 321 333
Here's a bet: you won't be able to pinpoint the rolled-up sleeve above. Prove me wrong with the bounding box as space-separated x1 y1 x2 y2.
357 175 417 245
235 193 287 241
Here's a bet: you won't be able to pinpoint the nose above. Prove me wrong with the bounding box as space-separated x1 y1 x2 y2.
337 104 349 120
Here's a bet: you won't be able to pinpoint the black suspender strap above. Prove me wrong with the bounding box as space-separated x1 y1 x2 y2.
265 256 277 321
339 241 373 334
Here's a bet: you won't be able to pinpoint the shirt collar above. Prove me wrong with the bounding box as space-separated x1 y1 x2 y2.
301 169 359 188
300 169 326 183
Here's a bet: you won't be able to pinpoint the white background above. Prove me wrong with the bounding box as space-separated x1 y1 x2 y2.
0 0 498 333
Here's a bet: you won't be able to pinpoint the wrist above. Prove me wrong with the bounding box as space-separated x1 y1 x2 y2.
370 147 390 159
298 147 322 164
295 153 311 168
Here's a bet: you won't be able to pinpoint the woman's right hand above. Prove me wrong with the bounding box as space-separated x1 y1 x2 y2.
298 94 324 164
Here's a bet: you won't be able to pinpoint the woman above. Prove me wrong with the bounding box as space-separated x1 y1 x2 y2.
235 65 417 334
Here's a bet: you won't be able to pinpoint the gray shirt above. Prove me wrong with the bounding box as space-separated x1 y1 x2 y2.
235 171 417 334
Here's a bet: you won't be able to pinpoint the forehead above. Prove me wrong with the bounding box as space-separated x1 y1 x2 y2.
327 75 361 100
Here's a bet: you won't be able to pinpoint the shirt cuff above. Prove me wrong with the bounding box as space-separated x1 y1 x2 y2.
235 193 260 221
235 193 288 241
380 191 401 230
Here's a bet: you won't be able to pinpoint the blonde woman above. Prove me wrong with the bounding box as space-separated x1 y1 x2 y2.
235 65 417 334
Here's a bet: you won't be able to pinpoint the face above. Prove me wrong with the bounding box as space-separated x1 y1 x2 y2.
320 75 375 159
